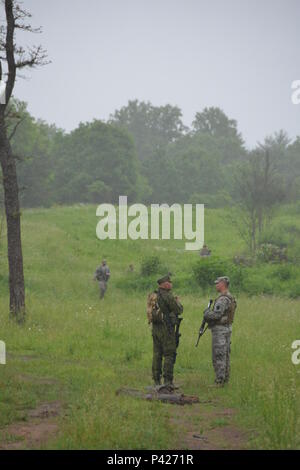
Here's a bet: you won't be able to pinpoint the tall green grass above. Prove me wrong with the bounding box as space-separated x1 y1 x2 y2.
0 204 299 449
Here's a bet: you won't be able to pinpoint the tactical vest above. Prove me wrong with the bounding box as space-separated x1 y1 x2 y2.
215 292 237 325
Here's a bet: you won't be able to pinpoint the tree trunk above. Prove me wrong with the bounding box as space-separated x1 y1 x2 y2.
0 120 25 321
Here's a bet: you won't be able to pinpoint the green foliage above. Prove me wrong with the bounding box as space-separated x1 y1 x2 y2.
273 265 293 281
257 244 287 263
0 205 299 450
289 283 300 299
193 257 230 289
140 255 165 277
192 257 244 292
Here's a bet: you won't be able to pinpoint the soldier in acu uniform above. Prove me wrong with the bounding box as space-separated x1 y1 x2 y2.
199 244 211 257
204 276 237 386
150 274 183 391
94 259 110 299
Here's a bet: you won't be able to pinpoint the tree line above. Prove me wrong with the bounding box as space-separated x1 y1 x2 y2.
4 99 300 212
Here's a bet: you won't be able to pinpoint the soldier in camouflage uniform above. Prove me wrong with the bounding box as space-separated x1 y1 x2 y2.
204 276 237 386
151 274 183 390
94 259 110 299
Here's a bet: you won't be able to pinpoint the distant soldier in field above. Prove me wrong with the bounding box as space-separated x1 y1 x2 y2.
94 259 110 299
203 276 237 386
199 244 211 257
147 274 183 391
127 263 134 273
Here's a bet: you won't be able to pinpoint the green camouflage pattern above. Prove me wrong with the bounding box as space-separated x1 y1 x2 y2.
151 288 183 385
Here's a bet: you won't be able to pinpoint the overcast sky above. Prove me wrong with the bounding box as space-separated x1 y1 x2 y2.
5 0 300 147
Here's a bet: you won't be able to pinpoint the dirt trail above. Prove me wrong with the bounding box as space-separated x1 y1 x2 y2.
0 401 62 450
170 402 248 450
0 369 248 450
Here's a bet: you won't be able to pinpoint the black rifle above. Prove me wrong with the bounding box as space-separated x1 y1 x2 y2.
173 316 183 364
195 299 213 347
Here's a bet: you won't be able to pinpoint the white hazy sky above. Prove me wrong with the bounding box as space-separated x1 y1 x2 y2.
4 0 300 147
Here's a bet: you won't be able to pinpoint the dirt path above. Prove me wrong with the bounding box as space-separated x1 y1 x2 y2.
0 401 62 450
170 401 248 450
0 368 249 450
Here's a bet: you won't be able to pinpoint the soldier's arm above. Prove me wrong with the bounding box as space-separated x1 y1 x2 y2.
168 292 183 315
93 267 100 280
204 297 229 322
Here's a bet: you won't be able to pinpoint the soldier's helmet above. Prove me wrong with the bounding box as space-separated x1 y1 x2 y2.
157 273 172 285
214 276 230 286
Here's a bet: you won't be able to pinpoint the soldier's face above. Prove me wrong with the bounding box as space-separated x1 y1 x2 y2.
216 281 226 292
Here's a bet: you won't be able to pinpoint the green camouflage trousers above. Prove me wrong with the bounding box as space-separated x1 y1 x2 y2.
152 322 176 385
211 325 232 384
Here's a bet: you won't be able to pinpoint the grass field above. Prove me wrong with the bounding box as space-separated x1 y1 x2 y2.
0 204 299 449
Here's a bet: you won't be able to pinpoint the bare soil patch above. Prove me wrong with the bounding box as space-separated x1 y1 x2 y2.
0 401 63 450
171 403 248 450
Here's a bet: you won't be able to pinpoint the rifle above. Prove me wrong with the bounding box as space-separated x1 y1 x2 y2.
195 299 213 347
173 316 183 364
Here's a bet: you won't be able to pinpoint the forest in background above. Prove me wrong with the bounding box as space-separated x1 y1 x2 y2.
3 99 300 209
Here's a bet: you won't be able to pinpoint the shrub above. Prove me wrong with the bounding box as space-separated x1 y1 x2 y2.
193 257 229 289
241 275 274 296
140 255 164 277
192 257 244 292
257 244 287 263
289 284 300 299
272 265 293 282
233 254 254 267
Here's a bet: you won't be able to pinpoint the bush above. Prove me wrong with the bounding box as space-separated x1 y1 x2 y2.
140 255 165 277
241 274 274 296
233 254 254 267
257 244 287 263
289 284 300 299
192 257 244 292
272 265 293 282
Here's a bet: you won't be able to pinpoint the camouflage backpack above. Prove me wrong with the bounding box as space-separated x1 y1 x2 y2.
223 293 237 325
146 292 163 325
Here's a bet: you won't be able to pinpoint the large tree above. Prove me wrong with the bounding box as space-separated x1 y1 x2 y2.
0 0 47 320
232 147 285 253
192 107 245 163
110 100 187 162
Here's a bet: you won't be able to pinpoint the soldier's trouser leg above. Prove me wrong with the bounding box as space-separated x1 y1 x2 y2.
224 330 232 383
99 281 107 299
162 326 176 385
212 326 229 384
152 330 163 384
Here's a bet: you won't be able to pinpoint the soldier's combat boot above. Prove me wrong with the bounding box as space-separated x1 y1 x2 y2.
159 382 175 393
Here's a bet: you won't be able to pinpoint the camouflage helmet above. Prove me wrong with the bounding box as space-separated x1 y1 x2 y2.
214 276 230 286
157 273 172 285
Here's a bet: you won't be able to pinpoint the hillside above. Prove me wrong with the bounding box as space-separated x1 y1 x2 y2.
0 205 299 449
